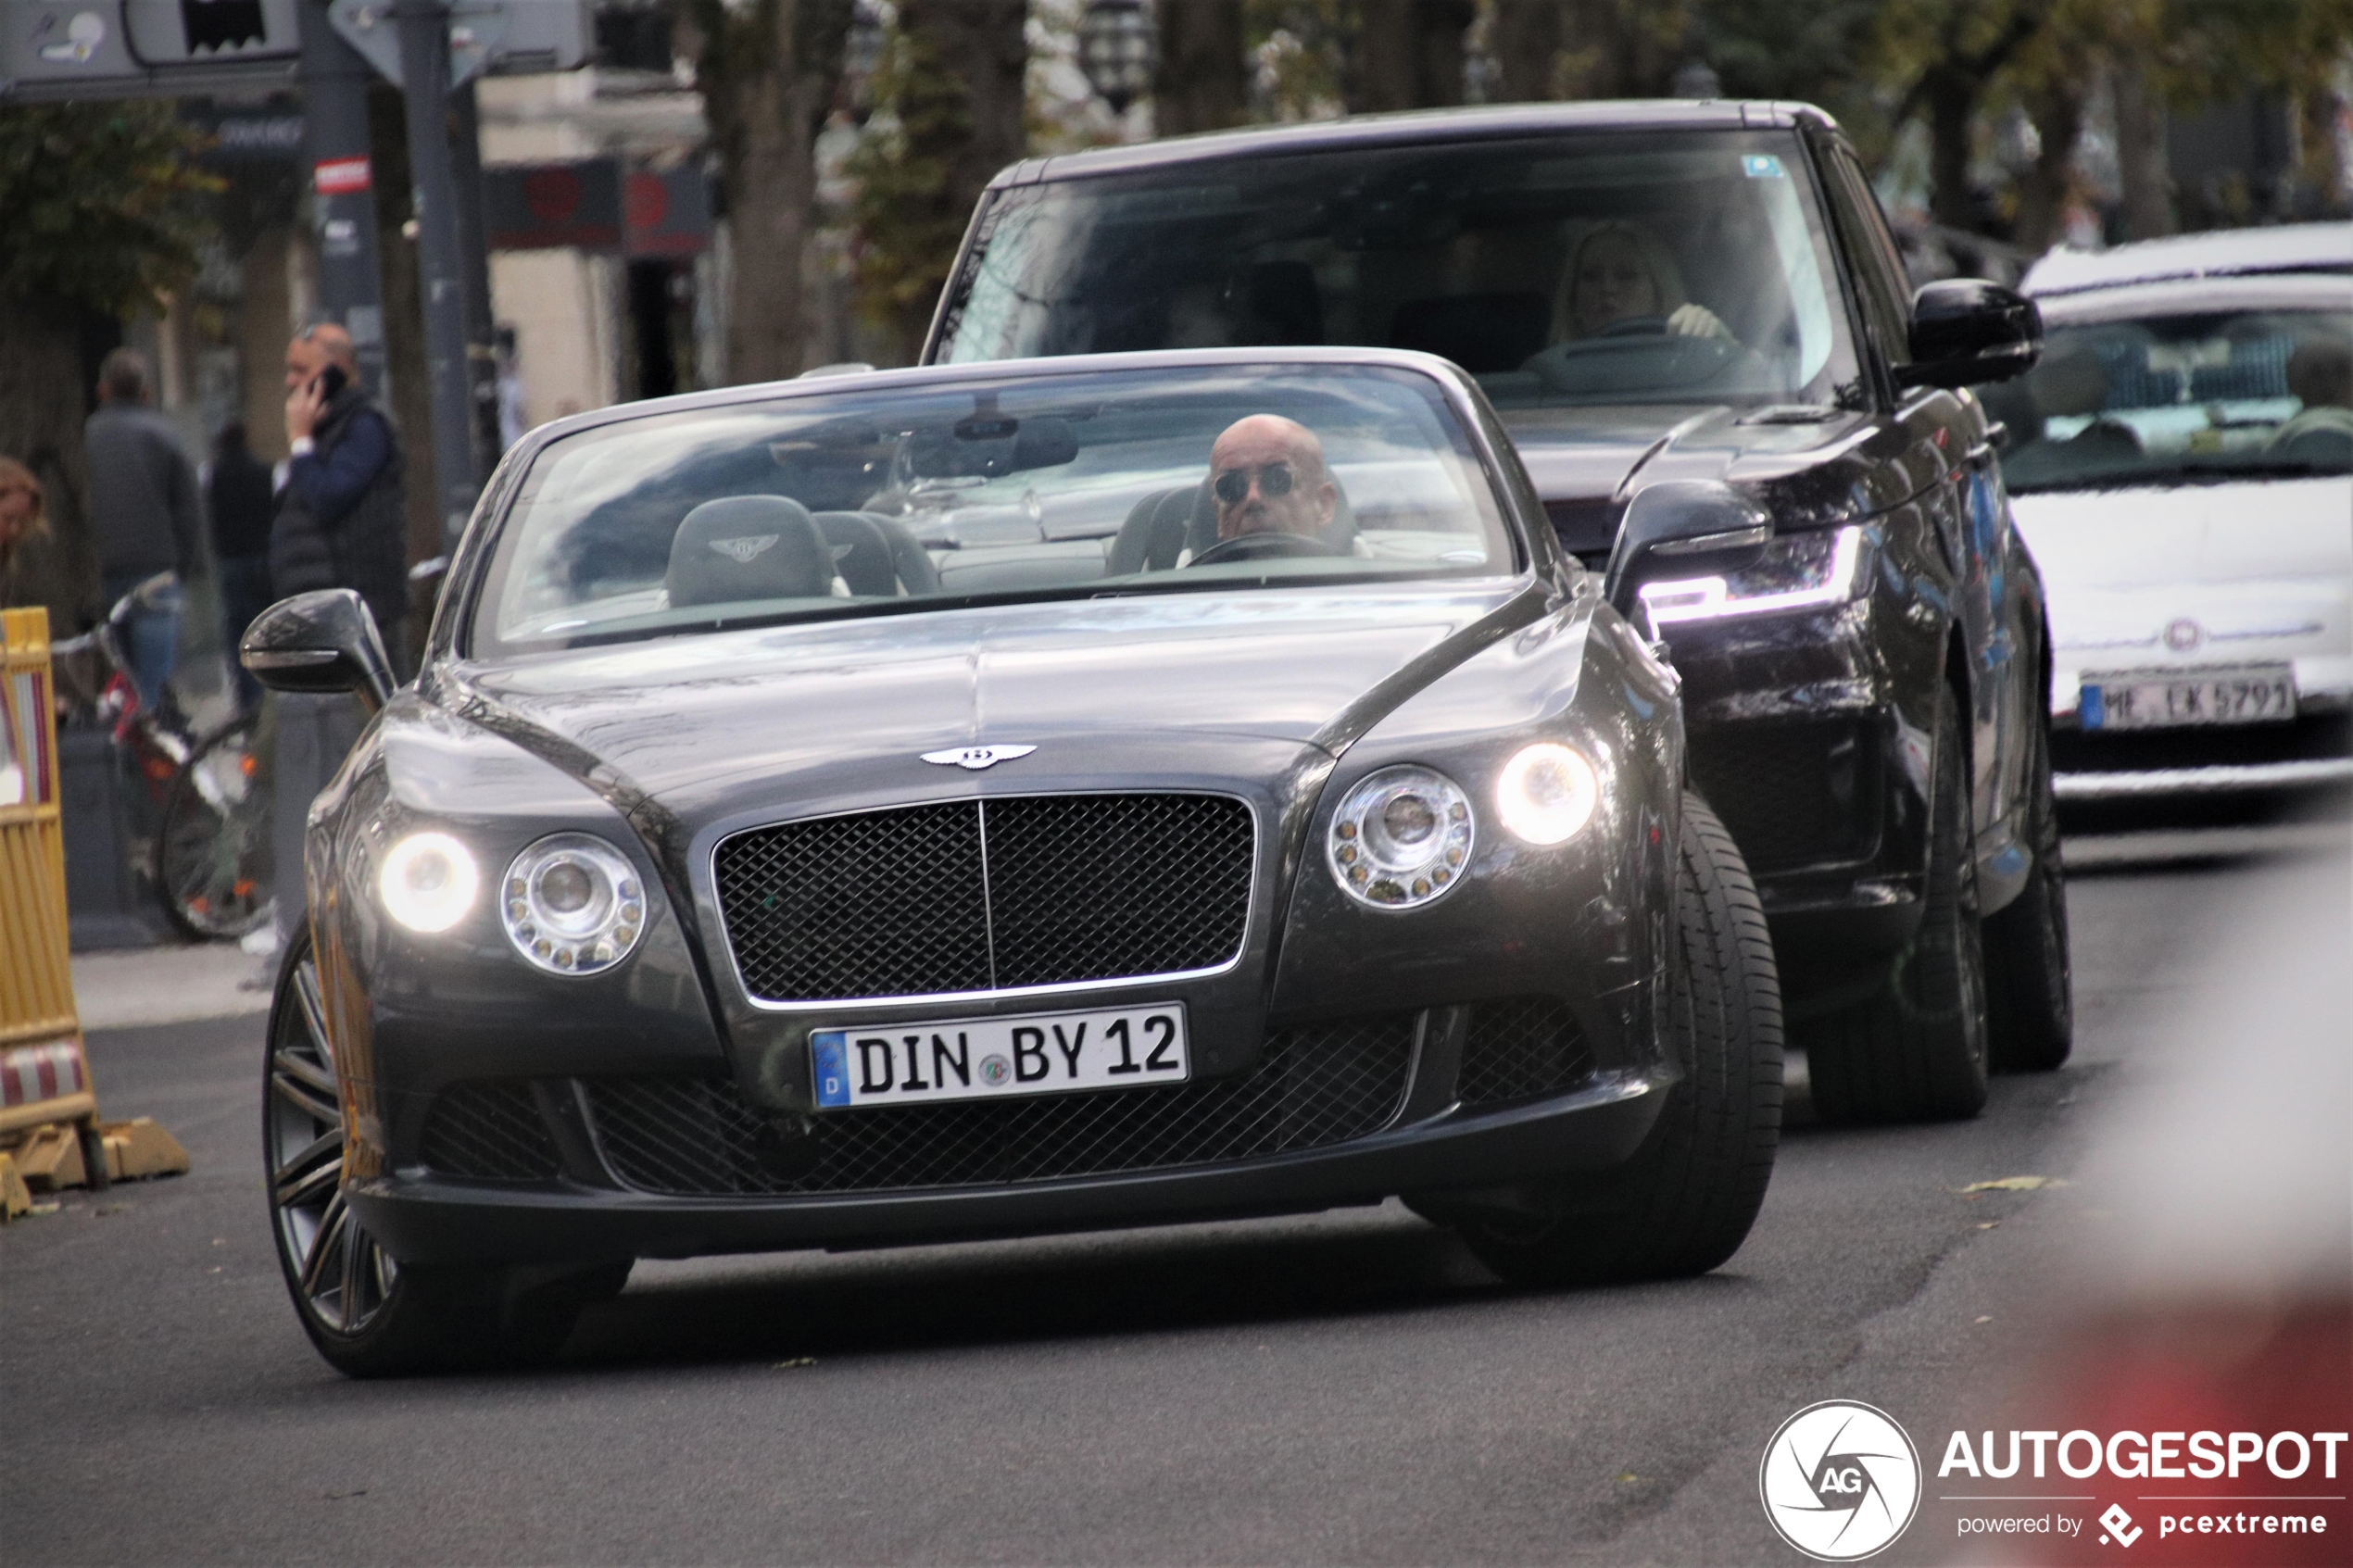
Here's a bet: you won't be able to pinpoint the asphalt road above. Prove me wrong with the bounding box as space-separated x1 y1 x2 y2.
4 834 2344 1567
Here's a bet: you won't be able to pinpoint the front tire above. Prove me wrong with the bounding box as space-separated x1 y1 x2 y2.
264 930 612 1376
1445 795 1784 1286
1984 698 2071 1072
1803 685 1991 1123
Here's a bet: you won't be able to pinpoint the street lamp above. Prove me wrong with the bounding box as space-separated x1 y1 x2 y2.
1077 0 1156 116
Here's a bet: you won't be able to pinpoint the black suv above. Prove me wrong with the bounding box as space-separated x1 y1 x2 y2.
923 101 2070 1120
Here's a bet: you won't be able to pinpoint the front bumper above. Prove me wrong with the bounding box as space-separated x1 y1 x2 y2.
2050 705 2352 800
351 1003 1667 1265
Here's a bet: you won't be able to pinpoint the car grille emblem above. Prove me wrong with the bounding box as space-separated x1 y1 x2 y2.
708 534 778 563
922 745 1038 771
2163 616 2204 652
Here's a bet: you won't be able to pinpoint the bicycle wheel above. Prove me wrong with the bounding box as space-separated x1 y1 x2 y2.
155 715 274 940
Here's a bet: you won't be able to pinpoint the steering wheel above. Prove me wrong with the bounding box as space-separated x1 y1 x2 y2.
1594 314 1671 338
1186 531 1342 567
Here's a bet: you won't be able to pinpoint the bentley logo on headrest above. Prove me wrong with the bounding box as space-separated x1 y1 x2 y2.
708 534 779 564
921 745 1038 771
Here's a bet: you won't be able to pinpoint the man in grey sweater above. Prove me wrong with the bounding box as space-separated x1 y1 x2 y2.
84 347 202 712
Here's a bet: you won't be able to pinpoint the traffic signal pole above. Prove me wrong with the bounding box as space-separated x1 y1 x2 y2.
297 0 390 397
394 0 487 547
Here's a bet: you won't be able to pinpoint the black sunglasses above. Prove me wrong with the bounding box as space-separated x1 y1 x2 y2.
1212 461 1295 506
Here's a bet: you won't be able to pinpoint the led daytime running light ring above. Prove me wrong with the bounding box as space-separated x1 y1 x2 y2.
501 833 649 975
1327 765 1475 909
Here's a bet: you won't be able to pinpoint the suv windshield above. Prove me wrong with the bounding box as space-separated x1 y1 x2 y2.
1989 307 2353 492
470 362 1520 655
936 130 1863 411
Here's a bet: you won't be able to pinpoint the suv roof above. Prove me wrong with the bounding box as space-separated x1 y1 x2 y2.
2020 221 2353 297
986 100 1835 191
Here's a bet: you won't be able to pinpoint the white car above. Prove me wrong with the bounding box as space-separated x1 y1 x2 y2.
1994 223 2352 801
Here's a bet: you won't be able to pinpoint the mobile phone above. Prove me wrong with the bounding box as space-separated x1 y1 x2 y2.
315 364 348 402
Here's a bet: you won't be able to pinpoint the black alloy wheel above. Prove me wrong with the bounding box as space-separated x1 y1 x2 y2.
264 929 621 1376
1803 684 1992 1123
1430 794 1785 1286
1983 689 2072 1072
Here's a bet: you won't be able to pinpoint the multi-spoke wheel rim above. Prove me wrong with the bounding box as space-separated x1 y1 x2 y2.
268 948 396 1336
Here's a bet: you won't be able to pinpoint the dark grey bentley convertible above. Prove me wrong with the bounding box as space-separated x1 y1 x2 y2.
245 349 1780 1375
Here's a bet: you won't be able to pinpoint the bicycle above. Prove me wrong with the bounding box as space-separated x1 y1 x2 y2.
49 572 273 941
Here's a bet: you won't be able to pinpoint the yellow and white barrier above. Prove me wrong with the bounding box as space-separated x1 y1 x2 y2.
0 608 186 1216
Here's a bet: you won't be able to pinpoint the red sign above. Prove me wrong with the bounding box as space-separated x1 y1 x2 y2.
312 156 371 195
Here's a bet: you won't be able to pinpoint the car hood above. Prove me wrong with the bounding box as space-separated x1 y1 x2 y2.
1495 403 1924 551
436 581 1533 828
2010 477 2353 589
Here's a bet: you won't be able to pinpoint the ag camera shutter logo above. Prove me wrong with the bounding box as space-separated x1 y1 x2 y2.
1760 1400 1922 1561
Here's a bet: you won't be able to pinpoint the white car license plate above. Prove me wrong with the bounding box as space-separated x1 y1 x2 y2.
812 1003 1189 1110
2081 666 2296 731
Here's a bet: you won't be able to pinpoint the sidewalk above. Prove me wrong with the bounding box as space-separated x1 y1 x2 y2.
70 942 271 1032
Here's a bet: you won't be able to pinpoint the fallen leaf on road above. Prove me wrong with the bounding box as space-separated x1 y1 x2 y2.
774 1357 816 1370
1958 1176 2066 1193
1976 1221 1999 1229
27 1202 58 1216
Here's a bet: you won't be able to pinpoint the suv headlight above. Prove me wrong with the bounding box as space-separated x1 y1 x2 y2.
1327 765 1475 909
1639 524 1866 627
501 833 648 974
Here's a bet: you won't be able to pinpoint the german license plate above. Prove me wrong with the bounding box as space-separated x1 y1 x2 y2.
812 1003 1189 1110
2081 666 2296 731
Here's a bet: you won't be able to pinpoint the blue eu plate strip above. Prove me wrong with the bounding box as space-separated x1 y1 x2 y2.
2080 686 2106 730
812 1031 851 1107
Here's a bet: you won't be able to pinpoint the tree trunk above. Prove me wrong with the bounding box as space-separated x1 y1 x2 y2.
0 293 100 632
2012 78 2084 257
1152 0 1248 136
684 0 858 383
1491 0 1564 103
1350 0 1476 113
2113 55 2175 240
1924 65 1979 232
862 0 1027 361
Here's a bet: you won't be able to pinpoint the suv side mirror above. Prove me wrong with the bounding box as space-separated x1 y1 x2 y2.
240 589 396 713
1897 280 2043 390
1603 480 1773 618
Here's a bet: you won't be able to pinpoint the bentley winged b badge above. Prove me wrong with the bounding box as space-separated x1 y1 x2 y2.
921 744 1038 771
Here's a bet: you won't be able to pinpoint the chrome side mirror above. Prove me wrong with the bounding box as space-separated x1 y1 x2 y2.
239 589 396 714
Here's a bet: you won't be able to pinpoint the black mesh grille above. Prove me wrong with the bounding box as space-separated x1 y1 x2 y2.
1458 996 1593 1106
714 795 1253 1001
1687 720 1881 873
585 1013 1417 1197
418 1080 560 1182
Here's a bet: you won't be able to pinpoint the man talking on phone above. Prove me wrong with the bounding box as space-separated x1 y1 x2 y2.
263 321 409 964
271 321 409 669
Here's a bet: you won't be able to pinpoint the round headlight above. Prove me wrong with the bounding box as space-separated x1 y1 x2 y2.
378 832 480 934
500 834 648 974
1496 743 1600 846
1327 765 1474 909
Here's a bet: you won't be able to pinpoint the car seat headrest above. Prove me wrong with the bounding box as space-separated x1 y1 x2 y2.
666 495 832 608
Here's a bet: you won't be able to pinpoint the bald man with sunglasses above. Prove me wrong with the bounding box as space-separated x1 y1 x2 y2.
1207 415 1340 542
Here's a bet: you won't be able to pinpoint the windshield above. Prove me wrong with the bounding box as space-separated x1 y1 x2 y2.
935 131 1864 411
469 363 1521 655
1990 307 2353 492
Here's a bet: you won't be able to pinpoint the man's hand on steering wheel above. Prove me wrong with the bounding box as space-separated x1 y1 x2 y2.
1186 531 1342 567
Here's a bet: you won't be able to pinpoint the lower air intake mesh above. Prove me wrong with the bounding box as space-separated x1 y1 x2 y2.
418 1079 561 1182
1457 996 1593 1105
585 1013 1419 1197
